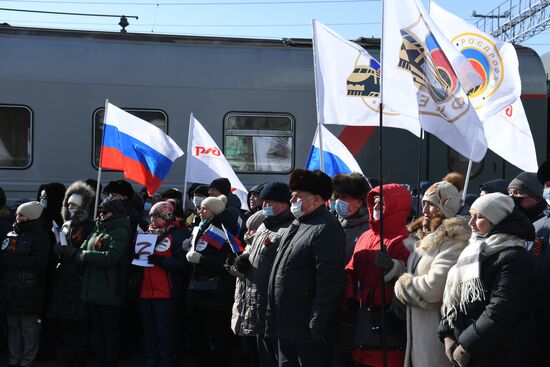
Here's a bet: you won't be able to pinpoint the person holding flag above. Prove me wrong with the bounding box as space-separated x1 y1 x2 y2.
185 194 243 367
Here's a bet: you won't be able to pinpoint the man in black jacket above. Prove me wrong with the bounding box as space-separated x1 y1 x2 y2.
266 169 346 367
0 201 50 367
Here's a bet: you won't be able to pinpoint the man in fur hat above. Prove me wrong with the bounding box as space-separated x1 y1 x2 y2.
265 169 345 366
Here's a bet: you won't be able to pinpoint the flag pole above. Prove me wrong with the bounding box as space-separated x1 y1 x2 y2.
415 128 424 217
93 98 109 220
462 159 473 204
182 113 195 211
379 1 388 366
311 19 325 172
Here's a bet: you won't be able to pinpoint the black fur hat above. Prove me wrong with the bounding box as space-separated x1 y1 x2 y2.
210 178 231 195
103 179 134 199
332 173 370 201
289 168 333 201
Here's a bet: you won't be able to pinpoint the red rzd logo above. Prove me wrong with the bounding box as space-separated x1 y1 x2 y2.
194 146 221 157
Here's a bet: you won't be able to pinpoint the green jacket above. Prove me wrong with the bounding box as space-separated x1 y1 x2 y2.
79 214 130 306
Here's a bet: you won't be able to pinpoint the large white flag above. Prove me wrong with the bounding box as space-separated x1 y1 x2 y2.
312 19 421 137
305 124 364 176
185 115 248 210
382 0 488 162
430 2 536 172
484 100 538 172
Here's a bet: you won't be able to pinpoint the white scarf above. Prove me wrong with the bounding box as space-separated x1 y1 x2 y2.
441 233 525 328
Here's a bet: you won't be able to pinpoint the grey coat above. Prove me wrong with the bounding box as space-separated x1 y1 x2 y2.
339 206 370 265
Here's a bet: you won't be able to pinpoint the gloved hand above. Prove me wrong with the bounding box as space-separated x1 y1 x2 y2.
234 253 251 273
344 298 359 314
375 250 394 272
309 326 327 344
55 244 76 260
186 250 202 264
147 254 163 265
182 238 191 252
452 344 471 367
444 337 458 365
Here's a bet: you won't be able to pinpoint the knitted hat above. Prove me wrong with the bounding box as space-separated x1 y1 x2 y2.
470 192 515 225
17 201 43 221
160 188 183 202
422 181 460 218
209 178 231 195
67 194 83 207
193 184 210 198
538 160 550 185
289 168 333 201
260 182 291 203
246 210 266 232
103 180 134 198
332 173 370 201
508 172 543 201
98 198 126 215
201 195 227 215
479 179 508 195
149 201 174 220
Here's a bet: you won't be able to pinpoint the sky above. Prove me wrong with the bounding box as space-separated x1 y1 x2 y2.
0 0 548 57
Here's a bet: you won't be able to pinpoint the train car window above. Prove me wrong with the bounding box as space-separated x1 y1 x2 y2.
224 113 294 173
448 148 484 179
92 108 167 168
0 106 32 169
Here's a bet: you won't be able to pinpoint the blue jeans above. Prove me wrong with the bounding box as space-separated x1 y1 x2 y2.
139 299 177 367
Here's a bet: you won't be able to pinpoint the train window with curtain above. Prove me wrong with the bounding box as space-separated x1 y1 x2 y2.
92 108 168 168
224 112 294 173
0 106 32 169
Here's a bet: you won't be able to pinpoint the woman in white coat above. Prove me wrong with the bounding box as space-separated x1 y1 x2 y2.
394 178 471 367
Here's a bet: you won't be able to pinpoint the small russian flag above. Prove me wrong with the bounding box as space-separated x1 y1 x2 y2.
222 223 244 254
201 225 226 250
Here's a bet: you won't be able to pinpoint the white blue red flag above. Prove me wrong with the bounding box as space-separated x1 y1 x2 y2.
305 124 363 177
200 225 226 250
222 223 244 254
100 102 184 195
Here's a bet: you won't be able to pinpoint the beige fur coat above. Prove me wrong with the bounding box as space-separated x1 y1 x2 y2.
394 216 470 367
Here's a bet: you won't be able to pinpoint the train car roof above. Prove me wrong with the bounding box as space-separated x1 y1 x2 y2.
0 23 382 49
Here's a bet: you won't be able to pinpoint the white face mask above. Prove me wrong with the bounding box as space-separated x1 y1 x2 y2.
290 200 304 219
40 199 48 208
373 209 381 221
68 208 78 218
193 196 204 209
543 187 550 206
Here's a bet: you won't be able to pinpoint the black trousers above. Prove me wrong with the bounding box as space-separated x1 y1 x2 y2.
139 299 177 367
89 304 120 367
257 334 278 367
56 318 89 367
277 338 332 367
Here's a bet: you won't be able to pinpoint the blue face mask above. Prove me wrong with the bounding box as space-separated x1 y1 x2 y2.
263 206 274 217
144 202 153 213
544 187 550 206
328 200 336 211
335 199 350 218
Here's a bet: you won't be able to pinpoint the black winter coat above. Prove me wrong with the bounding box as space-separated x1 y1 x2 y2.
265 205 346 342
438 210 541 367
0 219 51 315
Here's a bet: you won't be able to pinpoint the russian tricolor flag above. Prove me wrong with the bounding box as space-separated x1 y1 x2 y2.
222 223 244 254
100 102 184 195
305 125 363 177
201 225 227 250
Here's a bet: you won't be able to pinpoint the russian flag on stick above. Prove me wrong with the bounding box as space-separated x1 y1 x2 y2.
100 102 184 195
201 225 226 250
305 124 363 176
222 223 244 254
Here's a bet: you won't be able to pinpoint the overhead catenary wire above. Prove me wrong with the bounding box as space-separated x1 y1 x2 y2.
0 0 379 4
0 7 138 18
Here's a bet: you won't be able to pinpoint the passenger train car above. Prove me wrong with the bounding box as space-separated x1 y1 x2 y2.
0 25 546 203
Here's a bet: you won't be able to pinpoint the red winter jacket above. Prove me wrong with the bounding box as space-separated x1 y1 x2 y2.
344 184 411 367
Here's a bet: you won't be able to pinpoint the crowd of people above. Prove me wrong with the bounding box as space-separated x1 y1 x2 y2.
1 161 550 367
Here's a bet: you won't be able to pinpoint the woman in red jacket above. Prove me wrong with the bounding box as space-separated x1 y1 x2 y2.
344 184 411 367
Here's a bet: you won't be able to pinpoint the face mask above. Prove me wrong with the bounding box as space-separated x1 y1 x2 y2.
68 208 78 218
328 200 336 211
291 200 304 219
373 209 381 221
263 206 274 217
40 199 48 208
335 199 350 218
144 202 153 213
544 188 550 206
193 196 204 209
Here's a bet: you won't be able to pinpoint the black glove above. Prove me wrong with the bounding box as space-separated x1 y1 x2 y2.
309 326 327 344
375 250 394 272
234 253 251 273
344 298 359 314
147 254 163 265
55 244 76 260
